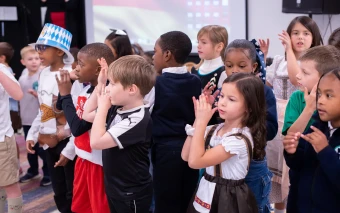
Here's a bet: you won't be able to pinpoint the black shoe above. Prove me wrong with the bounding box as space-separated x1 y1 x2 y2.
40 177 52 187
19 173 40 183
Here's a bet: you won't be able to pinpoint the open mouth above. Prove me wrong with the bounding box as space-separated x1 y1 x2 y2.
297 42 304 46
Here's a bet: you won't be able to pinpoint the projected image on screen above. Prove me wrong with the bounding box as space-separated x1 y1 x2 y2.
91 0 245 51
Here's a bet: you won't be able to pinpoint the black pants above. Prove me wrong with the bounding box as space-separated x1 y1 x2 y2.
107 185 152 213
23 125 49 177
152 141 199 213
45 138 75 213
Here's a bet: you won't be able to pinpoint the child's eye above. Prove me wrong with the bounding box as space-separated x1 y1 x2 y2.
326 93 332 98
228 98 235 102
239 66 246 69
304 32 310 36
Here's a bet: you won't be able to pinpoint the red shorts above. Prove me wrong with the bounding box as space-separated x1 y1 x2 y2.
72 158 110 213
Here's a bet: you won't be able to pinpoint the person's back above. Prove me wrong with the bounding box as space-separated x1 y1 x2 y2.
152 71 201 140
151 31 201 213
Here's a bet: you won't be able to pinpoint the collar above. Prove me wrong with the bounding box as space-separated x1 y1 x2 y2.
87 85 95 94
162 66 187 74
199 57 224 75
329 122 338 137
117 102 149 115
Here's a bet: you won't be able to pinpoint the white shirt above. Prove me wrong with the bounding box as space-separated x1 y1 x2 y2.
199 57 227 88
0 64 18 142
26 65 73 150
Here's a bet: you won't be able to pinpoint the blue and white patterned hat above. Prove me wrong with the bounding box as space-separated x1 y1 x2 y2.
30 23 74 65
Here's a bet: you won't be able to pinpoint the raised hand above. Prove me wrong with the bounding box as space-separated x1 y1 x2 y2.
278 30 292 51
301 126 328 153
97 57 109 86
55 69 72 96
304 84 317 112
259 38 270 59
202 82 220 105
283 132 301 154
193 94 218 125
97 84 112 111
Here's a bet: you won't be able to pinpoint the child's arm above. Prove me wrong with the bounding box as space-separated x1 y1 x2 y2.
56 71 92 136
279 30 300 86
187 95 234 169
265 85 278 141
0 68 23 100
301 126 340 190
286 85 317 135
90 85 116 150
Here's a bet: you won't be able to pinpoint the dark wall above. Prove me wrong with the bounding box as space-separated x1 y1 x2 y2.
0 0 42 77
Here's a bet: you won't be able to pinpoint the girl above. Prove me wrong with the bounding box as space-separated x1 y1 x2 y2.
191 25 228 92
182 72 265 213
262 16 322 213
104 29 133 60
283 68 340 212
223 39 278 213
328 27 340 50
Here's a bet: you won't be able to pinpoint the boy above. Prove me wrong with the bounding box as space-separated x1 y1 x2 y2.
89 55 156 213
151 31 202 213
283 45 340 212
18 46 51 186
56 43 114 213
0 64 23 212
26 23 76 213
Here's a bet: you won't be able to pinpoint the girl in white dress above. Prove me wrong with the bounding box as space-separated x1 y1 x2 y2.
182 72 266 213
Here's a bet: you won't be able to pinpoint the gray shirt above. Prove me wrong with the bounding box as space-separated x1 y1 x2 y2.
18 70 41 125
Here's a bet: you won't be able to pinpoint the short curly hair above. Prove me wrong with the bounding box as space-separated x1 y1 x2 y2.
79 42 115 66
159 31 192 64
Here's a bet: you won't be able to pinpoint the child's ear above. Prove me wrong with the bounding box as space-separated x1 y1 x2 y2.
56 49 65 57
0 55 6 63
252 62 258 72
20 59 26 66
129 84 139 95
164 50 172 62
216 42 224 53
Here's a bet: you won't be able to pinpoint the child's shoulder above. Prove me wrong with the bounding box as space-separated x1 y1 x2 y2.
289 90 304 101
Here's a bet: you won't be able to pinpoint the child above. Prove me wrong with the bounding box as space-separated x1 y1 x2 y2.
263 16 323 212
328 27 340 50
191 25 228 91
223 39 278 213
282 45 340 212
182 72 264 213
283 68 340 212
104 29 133 60
55 43 114 213
0 64 23 213
151 31 202 213
88 55 155 213
18 46 51 186
25 23 76 213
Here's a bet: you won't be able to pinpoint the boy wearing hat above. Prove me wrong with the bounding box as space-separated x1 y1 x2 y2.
25 23 76 213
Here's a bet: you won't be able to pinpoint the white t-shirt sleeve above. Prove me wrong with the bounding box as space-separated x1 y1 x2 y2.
185 124 216 137
221 136 248 159
0 64 19 86
217 71 227 88
144 87 155 113
266 55 284 86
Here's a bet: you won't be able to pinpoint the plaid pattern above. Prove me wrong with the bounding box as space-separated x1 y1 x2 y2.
36 23 72 53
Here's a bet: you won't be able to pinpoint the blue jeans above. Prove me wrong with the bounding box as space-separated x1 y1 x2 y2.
245 158 273 213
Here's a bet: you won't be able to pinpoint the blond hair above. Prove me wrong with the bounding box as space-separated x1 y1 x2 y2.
108 55 156 96
195 25 228 69
20 46 37 59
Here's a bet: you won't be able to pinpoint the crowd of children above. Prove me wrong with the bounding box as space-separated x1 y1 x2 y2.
0 15 340 213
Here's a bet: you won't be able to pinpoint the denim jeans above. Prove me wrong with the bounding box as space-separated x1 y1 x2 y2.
245 158 273 213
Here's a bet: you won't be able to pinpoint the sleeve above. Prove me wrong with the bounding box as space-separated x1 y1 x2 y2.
266 55 283 86
282 92 300 135
61 136 76 160
221 136 248 159
26 110 42 144
265 85 278 141
317 145 340 190
144 87 155 113
185 124 216 137
107 109 149 149
60 94 92 137
217 72 227 88
0 65 19 85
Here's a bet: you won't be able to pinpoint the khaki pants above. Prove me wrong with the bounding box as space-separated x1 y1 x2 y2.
0 135 19 187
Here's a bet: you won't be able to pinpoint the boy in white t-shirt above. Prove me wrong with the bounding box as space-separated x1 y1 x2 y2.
0 63 24 213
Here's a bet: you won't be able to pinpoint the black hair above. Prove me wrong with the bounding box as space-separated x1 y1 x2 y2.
224 39 257 63
105 30 133 59
79 42 115 66
0 42 14 63
224 72 267 160
159 31 192 64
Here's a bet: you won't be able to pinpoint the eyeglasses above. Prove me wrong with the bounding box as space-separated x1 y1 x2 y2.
35 45 51 52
